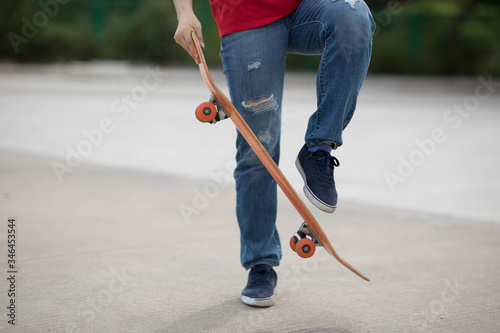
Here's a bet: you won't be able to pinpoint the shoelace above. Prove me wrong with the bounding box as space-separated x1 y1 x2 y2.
308 151 340 184
248 267 273 286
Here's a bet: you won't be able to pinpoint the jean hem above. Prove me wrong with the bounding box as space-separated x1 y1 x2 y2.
306 139 340 150
243 259 280 270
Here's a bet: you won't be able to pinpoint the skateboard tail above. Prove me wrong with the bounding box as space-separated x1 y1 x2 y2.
325 246 370 281
191 31 370 282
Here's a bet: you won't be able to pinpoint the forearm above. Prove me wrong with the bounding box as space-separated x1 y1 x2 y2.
172 0 194 20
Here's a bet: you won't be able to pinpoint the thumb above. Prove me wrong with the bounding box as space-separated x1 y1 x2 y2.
195 29 204 49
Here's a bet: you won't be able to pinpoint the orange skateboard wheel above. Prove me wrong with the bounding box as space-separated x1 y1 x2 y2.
289 236 297 252
296 238 315 258
195 102 217 122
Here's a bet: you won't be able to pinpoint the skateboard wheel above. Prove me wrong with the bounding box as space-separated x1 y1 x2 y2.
289 236 297 252
296 238 315 258
195 102 217 122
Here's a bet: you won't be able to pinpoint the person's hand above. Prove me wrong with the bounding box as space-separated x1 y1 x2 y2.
174 12 205 64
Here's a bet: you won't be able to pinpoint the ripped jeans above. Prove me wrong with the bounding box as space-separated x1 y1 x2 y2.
219 0 375 269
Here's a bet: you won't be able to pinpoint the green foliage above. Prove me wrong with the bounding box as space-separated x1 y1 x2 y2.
1 0 93 61
369 0 500 75
0 0 499 75
99 1 182 62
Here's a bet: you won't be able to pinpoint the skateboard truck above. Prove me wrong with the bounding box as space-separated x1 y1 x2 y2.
289 222 322 258
195 94 230 124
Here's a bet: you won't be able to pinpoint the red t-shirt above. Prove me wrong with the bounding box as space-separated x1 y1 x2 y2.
209 0 302 37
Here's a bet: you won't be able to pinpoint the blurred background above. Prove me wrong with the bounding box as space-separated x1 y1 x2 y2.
0 1 499 222
1 0 500 75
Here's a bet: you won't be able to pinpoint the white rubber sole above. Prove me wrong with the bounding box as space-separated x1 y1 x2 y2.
241 294 276 308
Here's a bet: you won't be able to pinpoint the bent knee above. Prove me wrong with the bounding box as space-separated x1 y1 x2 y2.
327 0 375 36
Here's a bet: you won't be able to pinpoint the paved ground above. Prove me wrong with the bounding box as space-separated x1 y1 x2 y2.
0 63 499 332
1 149 499 332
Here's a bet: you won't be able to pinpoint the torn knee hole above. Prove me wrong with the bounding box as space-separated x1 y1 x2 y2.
241 94 278 115
334 0 360 9
247 60 262 71
257 130 272 145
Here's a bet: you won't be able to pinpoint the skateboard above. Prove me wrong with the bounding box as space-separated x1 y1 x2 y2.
191 31 369 282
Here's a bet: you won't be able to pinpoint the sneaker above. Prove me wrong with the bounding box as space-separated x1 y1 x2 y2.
296 144 340 213
241 264 277 307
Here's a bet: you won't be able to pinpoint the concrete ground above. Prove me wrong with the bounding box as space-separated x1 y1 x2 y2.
0 63 499 332
1 149 499 332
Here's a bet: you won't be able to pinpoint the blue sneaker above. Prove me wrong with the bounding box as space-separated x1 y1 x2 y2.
241 264 277 307
296 144 340 213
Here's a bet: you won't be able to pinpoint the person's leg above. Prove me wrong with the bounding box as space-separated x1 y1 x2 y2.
288 0 375 212
287 0 375 148
220 20 288 270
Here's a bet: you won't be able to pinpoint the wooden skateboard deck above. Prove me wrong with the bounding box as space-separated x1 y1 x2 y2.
191 32 369 282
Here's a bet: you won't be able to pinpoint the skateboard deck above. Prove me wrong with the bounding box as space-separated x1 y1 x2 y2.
191 32 369 282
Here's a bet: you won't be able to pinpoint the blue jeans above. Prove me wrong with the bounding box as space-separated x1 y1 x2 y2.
219 0 375 269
